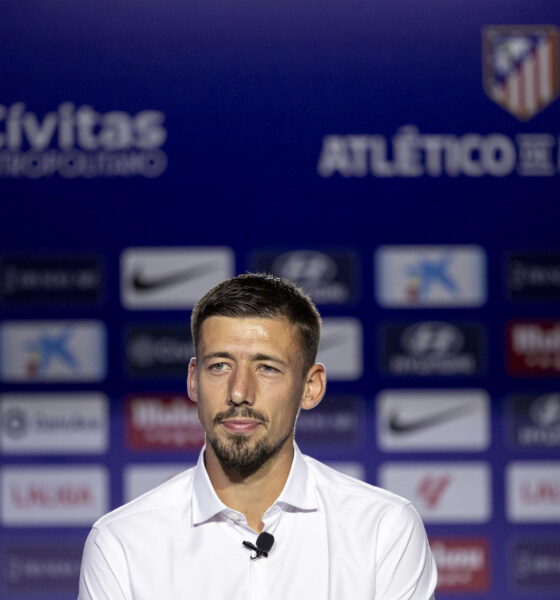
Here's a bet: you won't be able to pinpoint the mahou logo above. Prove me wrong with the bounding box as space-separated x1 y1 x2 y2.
507 320 560 375
0 102 167 178
126 394 204 451
0 466 107 525
430 538 489 592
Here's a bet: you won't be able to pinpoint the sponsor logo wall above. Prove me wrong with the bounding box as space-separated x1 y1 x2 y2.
1 242 559 598
1 7 560 600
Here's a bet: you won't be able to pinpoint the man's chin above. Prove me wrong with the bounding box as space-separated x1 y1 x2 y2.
208 434 286 477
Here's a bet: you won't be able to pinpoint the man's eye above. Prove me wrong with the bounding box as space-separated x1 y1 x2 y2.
259 364 279 373
210 362 227 371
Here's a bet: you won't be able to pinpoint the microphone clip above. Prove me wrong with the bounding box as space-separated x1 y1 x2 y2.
242 540 268 560
242 532 275 560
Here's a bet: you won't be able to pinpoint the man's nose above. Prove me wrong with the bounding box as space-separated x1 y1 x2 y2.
228 366 254 405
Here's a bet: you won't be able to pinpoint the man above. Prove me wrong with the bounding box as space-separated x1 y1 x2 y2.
79 273 437 599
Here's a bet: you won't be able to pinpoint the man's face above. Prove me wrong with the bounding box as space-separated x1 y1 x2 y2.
188 316 315 475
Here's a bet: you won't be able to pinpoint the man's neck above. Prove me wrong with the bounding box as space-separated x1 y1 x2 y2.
204 443 294 532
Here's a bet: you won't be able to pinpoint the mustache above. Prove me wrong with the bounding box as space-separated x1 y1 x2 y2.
213 406 268 426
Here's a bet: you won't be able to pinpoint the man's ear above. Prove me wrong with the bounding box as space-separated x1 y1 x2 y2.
301 363 326 411
187 357 198 403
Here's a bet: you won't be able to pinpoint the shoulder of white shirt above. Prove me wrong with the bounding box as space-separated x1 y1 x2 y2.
91 466 197 530
302 454 412 509
91 454 414 532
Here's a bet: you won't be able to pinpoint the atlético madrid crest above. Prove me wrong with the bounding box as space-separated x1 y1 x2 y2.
483 25 560 120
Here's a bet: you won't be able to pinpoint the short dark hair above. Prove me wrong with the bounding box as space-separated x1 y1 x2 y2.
191 273 321 373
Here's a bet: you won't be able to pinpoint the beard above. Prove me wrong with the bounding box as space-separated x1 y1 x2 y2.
205 406 296 477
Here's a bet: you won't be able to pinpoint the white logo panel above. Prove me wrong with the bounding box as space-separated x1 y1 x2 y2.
123 463 193 503
317 318 363 380
0 320 106 382
1 466 108 526
377 389 490 451
0 393 108 454
379 462 491 523
507 461 560 522
121 247 234 309
375 245 486 307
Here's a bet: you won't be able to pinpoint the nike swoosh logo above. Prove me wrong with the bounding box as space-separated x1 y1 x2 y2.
389 403 476 434
131 262 217 292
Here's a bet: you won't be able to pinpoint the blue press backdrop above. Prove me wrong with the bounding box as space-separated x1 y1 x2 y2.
1 2 559 598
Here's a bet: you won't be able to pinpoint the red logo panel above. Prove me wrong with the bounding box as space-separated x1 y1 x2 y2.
125 394 204 451
430 537 490 592
506 320 560 376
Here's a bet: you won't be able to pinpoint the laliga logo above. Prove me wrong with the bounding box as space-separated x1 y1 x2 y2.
11 484 93 507
0 102 167 178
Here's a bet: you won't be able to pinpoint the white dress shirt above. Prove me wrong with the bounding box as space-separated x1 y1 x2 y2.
79 445 437 600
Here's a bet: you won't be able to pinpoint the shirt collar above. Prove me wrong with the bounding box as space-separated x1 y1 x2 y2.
192 443 317 526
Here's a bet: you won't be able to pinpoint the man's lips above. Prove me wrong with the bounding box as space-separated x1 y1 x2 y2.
220 419 263 434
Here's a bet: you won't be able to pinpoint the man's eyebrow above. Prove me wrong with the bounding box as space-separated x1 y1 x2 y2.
251 353 288 367
202 351 235 362
201 351 288 367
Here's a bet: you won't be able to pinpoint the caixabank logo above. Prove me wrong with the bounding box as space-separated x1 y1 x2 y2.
0 102 167 178
0 320 106 382
375 246 486 308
